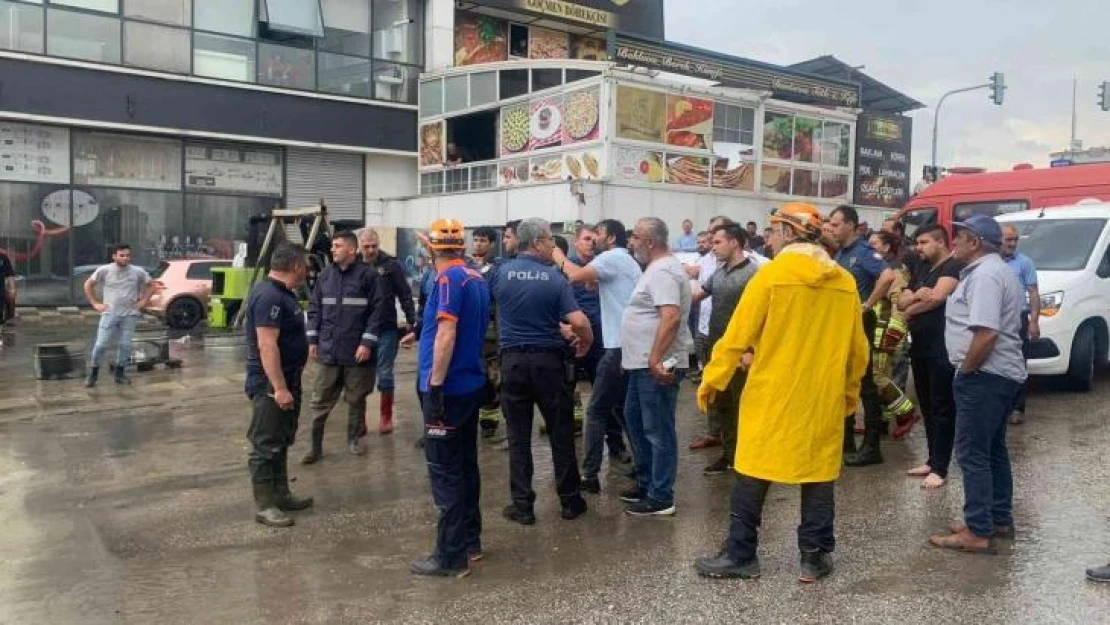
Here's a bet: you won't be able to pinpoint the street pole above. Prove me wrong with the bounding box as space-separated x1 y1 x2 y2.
930 83 993 173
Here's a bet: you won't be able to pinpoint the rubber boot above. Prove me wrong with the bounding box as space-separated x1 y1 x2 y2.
300 427 324 465
842 416 857 455
114 368 132 385
274 452 313 511
379 392 395 435
845 425 883 467
85 366 99 388
253 483 294 527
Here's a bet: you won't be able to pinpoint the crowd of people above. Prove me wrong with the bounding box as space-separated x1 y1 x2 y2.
69 200 1109 584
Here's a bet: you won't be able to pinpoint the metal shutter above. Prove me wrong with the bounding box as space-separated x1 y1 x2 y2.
285 148 365 223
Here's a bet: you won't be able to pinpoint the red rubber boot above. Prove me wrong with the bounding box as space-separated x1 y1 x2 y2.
379 392 395 435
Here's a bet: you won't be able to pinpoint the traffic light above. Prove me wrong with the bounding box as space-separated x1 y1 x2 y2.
1100 81 1109 112
989 72 1006 105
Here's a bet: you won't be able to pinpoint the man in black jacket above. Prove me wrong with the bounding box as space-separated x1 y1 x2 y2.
358 228 417 436
301 231 384 464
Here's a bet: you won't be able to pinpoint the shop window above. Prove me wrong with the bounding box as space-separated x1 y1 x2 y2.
258 42 315 89
194 0 253 37
261 0 323 37
446 110 497 164
51 0 118 12
318 52 370 97
444 167 468 193
124 21 190 73
124 0 190 26
444 74 468 113
819 121 851 168
419 79 443 118
566 69 599 84
184 194 273 258
0 1 44 54
420 171 442 195
372 0 421 66
470 71 497 108
819 172 850 200
0 182 73 307
508 23 527 58
371 60 417 104
73 132 182 191
194 32 256 82
500 69 528 100
46 8 121 64
762 112 794 161
712 103 755 148
792 168 817 197
470 164 496 191
75 188 184 269
531 68 562 92
760 164 791 195
792 116 820 164
319 0 369 56
184 141 283 197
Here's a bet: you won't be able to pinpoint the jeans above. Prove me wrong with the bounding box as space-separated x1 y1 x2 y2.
624 368 682 506
375 328 400 393
582 348 630 480
425 388 483 570
90 313 139 368
953 370 1022 537
726 473 835 563
911 353 957 477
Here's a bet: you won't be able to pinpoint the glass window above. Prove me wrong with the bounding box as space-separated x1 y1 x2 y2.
470 71 497 108
51 0 118 12
901 207 937 242
46 8 121 64
319 0 369 56
194 0 253 37
760 164 791 194
443 74 468 113
470 164 496 191
194 32 256 82
819 171 850 199
184 194 273 258
0 1 44 54
372 0 420 65
76 188 184 268
184 142 283 196
185 260 230 279
762 112 793 161
819 121 851 168
1006 218 1107 271
792 168 817 196
124 0 190 26
258 42 315 89
444 167 468 193
262 0 323 37
531 68 562 92
371 60 417 104
953 200 1028 221
418 79 442 118
792 117 819 164
566 69 599 84
73 132 182 191
0 182 73 306
318 52 370 97
124 21 189 73
713 103 756 149
500 69 528 100
420 171 442 195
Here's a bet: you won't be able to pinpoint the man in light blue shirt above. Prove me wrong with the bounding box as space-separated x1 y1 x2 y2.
1000 224 1040 424
553 219 642 493
674 219 698 253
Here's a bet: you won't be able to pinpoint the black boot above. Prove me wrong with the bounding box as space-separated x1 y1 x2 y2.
85 366 99 388
694 551 761 579
799 549 832 583
252 483 294 527
275 452 313 511
842 416 857 455
845 427 883 467
114 368 132 385
301 428 324 465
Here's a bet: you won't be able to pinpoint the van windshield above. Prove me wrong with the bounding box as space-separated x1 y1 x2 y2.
1005 218 1107 271
900 207 938 242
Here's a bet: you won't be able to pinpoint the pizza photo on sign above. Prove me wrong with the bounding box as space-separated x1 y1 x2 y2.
563 88 600 144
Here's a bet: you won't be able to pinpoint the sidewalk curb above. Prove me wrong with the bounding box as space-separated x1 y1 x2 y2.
12 308 161 326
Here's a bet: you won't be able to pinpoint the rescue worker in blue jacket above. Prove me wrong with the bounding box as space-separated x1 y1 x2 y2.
411 218 491 578
301 231 384 464
244 243 313 527
490 218 593 525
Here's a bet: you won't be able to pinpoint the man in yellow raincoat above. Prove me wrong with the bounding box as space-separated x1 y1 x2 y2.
692 202 869 584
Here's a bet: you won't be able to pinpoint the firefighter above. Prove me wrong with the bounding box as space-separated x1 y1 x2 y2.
300 231 384 464
477 219 520 440
410 218 490 578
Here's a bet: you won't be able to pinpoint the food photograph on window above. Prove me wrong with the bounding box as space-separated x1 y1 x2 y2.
453 12 507 67
666 155 711 187
666 96 714 151
615 86 666 144
420 121 445 167
563 87 600 145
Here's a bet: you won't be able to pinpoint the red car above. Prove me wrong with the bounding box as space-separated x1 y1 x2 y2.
146 259 231 330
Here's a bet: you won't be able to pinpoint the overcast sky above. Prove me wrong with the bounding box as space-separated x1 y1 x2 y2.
665 0 1110 177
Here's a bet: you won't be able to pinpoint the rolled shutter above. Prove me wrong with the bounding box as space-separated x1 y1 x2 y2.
285 148 365 224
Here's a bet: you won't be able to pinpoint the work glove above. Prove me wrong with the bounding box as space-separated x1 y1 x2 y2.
423 384 445 424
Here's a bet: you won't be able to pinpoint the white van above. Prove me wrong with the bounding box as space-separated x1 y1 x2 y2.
997 202 1110 390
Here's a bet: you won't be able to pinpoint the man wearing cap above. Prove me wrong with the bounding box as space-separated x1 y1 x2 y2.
929 214 1026 554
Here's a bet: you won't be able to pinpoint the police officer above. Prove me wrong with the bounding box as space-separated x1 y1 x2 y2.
245 243 314 527
301 231 383 464
491 218 593 525
411 219 490 578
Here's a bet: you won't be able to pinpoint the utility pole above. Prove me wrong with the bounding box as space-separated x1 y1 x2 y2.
1070 77 1079 155
930 73 1005 174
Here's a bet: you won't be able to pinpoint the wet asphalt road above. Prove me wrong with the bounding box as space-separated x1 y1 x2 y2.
0 321 1108 624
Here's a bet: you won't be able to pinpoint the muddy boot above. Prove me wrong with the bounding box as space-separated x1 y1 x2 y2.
85 366 99 388
275 453 313 511
300 428 324 465
379 392 395 435
845 427 883 467
253 483 294 527
114 369 132 385
842 416 857 455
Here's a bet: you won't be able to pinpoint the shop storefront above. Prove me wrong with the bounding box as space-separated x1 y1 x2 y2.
0 120 364 306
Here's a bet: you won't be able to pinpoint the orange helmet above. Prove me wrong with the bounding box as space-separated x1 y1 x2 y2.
427 218 466 251
770 202 823 240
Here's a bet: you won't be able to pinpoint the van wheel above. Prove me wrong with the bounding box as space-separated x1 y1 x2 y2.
1064 324 1096 392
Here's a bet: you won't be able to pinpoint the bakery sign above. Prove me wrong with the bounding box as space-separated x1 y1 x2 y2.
611 34 860 108
853 113 913 209
468 0 664 39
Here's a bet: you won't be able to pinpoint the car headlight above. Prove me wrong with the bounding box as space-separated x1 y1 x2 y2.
1039 291 1063 317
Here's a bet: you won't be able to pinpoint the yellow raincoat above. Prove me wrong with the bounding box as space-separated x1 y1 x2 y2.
700 243 869 484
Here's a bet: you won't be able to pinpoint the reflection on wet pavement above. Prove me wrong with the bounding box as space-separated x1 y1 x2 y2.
0 323 1107 624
